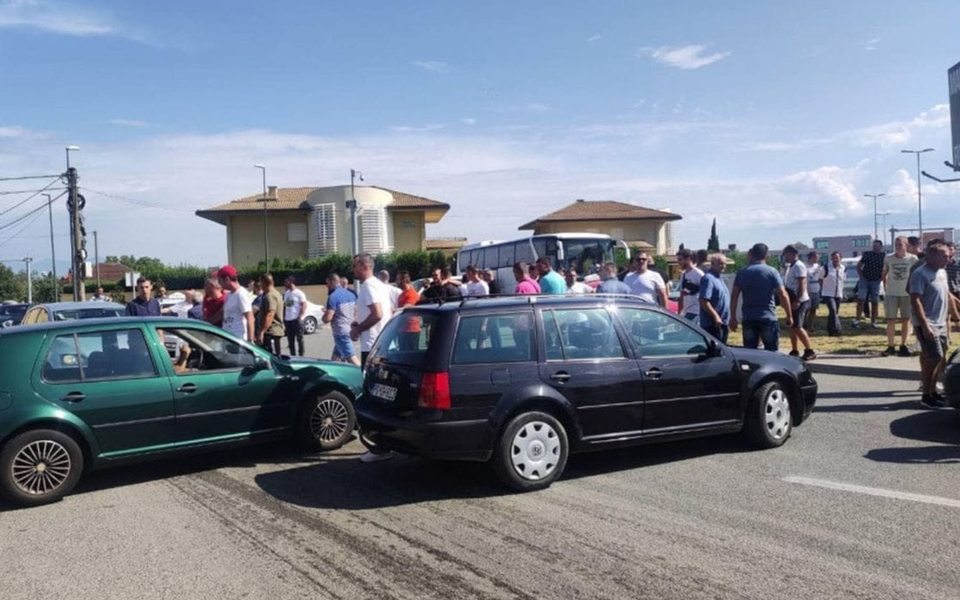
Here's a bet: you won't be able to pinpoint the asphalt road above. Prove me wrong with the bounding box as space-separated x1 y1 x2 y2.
2 364 959 599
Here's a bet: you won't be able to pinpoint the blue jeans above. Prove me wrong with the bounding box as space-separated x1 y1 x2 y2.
742 320 780 352
823 297 842 335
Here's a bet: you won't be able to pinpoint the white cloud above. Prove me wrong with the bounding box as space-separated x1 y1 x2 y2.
864 37 880 51
0 125 47 139
641 44 731 70
108 119 150 128
412 60 452 74
780 164 866 213
459 118 477 126
587 34 602 43
846 104 949 148
390 124 445 133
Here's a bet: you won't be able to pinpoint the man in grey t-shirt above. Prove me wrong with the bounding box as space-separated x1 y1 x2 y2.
909 240 951 408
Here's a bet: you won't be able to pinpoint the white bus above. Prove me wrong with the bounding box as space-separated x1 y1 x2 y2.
456 233 630 283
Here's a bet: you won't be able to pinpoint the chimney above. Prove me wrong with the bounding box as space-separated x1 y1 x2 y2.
575 198 585 203
268 185 278 199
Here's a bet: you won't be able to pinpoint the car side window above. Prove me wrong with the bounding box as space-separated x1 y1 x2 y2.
619 308 708 357
452 312 535 364
42 329 157 383
544 308 625 360
158 327 257 372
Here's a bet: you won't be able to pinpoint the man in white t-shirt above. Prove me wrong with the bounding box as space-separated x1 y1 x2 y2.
782 245 815 360
882 236 919 356
676 248 703 321
623 252 667 306
282 276 308 356
217 265 253 341
464 265 490 296
351 254 393 366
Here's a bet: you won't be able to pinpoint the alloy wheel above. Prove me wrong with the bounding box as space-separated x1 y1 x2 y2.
310 398 350 443
11 440 72 496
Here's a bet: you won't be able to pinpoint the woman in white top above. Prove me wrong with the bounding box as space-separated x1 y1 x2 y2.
819 251 846 336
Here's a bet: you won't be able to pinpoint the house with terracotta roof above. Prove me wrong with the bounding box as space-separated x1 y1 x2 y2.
197 185 450 266
519 199 681 255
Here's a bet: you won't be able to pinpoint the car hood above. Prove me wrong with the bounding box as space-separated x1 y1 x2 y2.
282 356 363 394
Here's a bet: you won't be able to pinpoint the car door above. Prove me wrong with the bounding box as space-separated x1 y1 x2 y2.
155 326 294 442
33 327 176 457
617 307 741 434
538 306 644 440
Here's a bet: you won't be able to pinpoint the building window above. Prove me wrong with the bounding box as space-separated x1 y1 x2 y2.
287 222 307 242
401 219 415 228
852 238 869 248
814 240 829 249
311 203 337 257
361 206 393 254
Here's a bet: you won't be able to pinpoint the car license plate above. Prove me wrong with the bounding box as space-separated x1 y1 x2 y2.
371 383 398 402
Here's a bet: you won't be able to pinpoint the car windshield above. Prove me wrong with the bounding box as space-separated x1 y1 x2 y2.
52 308 123 321
368 309 438 368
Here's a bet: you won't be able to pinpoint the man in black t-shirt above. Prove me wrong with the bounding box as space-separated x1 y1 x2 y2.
125 277 161 317
854 240 885 328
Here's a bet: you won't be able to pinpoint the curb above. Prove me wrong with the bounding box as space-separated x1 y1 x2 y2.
807 362 917 381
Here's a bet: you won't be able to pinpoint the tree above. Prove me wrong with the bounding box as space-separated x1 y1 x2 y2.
707 218 720 252
0 263 24 301
793 241 809 251
678 242 685 251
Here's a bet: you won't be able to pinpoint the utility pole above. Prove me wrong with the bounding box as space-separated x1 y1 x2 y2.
43 193 57 300
24 257 33 304
348 169 363 257
254 164 268 269
93 230 99 288
66 167 85 301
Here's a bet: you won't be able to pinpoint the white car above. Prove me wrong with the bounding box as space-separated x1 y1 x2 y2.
301 300 327 335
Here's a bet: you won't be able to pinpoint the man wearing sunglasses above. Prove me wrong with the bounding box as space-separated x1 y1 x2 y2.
624 252 667 307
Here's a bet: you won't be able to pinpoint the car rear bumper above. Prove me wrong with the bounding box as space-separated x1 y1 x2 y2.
357 406 493 461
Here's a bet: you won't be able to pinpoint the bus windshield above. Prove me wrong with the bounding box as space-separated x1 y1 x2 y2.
555 238 617 274
456 234 620 279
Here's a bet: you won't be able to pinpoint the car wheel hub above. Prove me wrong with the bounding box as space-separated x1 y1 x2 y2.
12 440 71 496
510 421 561 481
311 398 350 443
764 389 791 440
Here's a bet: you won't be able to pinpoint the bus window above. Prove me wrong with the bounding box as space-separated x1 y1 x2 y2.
483 246 498 270
499 243 515 267
515 241 534 264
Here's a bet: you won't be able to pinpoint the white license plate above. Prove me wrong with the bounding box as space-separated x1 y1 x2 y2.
371 383 398 402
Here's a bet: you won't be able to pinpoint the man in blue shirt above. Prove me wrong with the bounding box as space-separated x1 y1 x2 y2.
125 277 161 317
535 257 566 295
322 272 359 366
698 254 731 343
597 262 631 294
730 243 793 352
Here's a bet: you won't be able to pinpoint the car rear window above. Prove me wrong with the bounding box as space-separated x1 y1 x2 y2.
368 310 438 368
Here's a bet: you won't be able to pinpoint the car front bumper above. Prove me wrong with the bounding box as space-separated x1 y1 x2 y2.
799 382 818 423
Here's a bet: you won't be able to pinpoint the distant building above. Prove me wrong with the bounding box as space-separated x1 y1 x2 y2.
811 234 879 258
425 237 468 257
197 186 450 266
519 199 681 255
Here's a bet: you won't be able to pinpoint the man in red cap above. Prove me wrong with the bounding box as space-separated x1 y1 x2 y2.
217 265 253 341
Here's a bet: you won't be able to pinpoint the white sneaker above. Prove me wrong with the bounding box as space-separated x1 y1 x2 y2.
360 450 397 463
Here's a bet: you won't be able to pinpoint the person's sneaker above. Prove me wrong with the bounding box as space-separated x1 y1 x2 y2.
360 450 397 463
802 349 817 361
882 345 895 356
851 320 861 329
898 345 911 357
872 322 884 329
788 350 800 357
919 394 948 409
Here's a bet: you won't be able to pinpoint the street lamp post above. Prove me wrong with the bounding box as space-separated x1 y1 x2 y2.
65 145 79 170
879 212 892 246
348 169 364 257
43 193 57 301
901 148 934 240
864 193 885 241
254 164 268 268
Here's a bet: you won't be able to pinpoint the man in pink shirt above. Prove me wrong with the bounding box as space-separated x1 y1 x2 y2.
514 262 541 294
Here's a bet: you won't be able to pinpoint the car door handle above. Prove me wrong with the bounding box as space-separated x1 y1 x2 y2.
60 391 85 403
550 372 572 383
176 383 198 394
644 368 662 379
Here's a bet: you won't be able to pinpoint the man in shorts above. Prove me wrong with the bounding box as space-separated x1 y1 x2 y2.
855 239 885 328
782 245 816 360
909 241 951 408
322 273 359 366
882 236 917 356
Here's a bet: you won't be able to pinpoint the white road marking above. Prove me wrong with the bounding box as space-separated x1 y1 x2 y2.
784 476 960 509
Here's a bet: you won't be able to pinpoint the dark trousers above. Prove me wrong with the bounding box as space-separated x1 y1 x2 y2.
824 297 842 335
284 319 304 356
261 334 282 356
742 320 779 352
703 323 729 344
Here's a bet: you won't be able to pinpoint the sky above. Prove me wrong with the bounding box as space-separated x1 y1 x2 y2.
1 0 959 271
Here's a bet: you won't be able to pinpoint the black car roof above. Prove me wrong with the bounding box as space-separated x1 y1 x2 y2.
410 294 665 313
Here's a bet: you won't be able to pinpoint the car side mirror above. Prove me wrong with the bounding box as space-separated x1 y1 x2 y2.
704 339 721 358
1 319 12 328
243 356 271 375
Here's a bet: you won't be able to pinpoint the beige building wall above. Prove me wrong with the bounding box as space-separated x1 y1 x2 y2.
533 220 671 255
228 213 309 266
304 186 396 255
391 211 425 252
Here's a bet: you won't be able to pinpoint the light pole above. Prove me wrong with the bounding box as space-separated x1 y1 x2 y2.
864 193 885 241
43 193 57 301
65 145 79 170
65 146 82 300
254 164 268 268
348 169 364 257
879 212 892 246
24 257 33 304
901 148 934 239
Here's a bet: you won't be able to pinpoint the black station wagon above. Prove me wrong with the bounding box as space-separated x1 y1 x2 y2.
357 295 818 491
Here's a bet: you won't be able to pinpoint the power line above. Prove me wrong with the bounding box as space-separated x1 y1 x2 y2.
0 174 61 182
0 190 67 233
80 187 196 212
0 188 58 196
0 177 62 219
0 207 46 250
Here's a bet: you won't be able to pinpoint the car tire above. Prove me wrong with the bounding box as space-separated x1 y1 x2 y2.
302 316 318 335
0 429 84 507
744 381 793 449
492 411 568 492
296 390 356 451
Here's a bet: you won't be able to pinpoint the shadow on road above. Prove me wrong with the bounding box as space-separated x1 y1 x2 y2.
815 399 920 414
254 435 754 510
864 409 960 464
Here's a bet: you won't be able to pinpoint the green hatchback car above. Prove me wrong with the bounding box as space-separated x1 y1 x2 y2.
0 317 362 507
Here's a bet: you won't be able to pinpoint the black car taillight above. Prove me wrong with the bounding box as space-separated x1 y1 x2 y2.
418 372 451 410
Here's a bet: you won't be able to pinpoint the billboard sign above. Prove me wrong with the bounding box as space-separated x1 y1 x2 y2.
950 60 960 171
